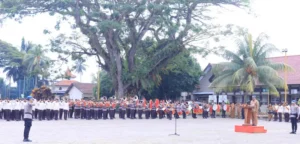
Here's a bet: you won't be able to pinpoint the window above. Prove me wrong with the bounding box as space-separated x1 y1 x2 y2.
209 75 215 83
59 87 62 90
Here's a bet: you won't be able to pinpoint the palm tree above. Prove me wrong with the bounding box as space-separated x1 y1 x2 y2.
75 60 87 82
210 33 293 99
23 45 50 88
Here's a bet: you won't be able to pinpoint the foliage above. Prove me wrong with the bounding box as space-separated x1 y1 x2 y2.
31 85 53 100
210 33 293 96
75 59 87 82
142 53 201 99
0 0 248 98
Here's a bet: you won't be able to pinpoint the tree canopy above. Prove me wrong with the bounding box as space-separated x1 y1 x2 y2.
0 0 248 98
210 33 293 96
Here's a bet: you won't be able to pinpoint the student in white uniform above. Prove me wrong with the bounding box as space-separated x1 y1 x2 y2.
5 100 12 121
20 100 26 120
14 99 21 121
278 103 283 122
63 100 69 120
59 100 64 120
38 100 45 121
46 100 52 120
53 99 60 120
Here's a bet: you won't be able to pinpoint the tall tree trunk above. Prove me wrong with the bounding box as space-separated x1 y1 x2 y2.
35 75 38 88
23 76 26 96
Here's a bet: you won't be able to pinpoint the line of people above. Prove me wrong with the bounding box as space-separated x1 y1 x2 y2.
1 97 255 122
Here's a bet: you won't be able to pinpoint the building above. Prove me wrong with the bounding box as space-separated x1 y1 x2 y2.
193 55 300 104
66 82 96 100
51 80 78 97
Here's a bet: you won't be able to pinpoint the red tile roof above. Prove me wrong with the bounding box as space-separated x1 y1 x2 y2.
54 80 78 86
69 83 96 94
268 55 300 85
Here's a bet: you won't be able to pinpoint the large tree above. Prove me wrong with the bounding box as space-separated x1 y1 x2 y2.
210 33 293 97
0 0 247 98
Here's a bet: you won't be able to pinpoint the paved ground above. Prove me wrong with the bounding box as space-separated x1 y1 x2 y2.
0 117 297 144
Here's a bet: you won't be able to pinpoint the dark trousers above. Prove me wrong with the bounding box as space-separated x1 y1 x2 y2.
126 109 130 118
59 109 63 120
109 109 114 119
6 110 11 121
174 111 179 119
0 109 2 119
54 110 59 120
192 109 197 118
284 113 290 122
119 109 123 119
279 113 282 122
151 110 156 119
145 110 150 119
75 109 80 119
274 112 278 121
291 116 298 132
86 109 90 120
103 110 108 119
81 109 85 119
167 111 172 120
11 110 16 120
24 118 32 140
21 109 24 120
90 109 94 119
94 110 98 120
182 111 186 119
70 107 74 118
241 108 245 119
222 110 226 118
98 110 103 119
63 110 68 120
43 110 46 120
138 110 143 119
130 109 135 119
34 109 38 119
158 110 163 119
50 110 54 120
46 109 51 120
15 110 20 121
211 110 216 118
38 110 43 121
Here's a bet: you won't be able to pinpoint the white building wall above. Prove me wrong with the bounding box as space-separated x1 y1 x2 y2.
69 87 83 100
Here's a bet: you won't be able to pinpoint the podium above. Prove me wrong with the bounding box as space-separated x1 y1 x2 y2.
234 105 267 133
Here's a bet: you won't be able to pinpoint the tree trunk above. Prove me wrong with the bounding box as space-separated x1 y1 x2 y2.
34 75 37 88
23 76 26 96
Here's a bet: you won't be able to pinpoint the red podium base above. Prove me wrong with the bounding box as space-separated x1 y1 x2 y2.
235 125 267 133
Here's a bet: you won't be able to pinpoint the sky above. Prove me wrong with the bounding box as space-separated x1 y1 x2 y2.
0 0 300 84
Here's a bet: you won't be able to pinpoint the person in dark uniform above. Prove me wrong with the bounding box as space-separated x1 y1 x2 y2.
126 101 131 118
98 101 103 119
182 103 187 119
151 103 156 119
69 99 74 118
103 101 109 120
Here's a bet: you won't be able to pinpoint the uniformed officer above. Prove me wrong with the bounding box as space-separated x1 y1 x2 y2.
290 100 298 134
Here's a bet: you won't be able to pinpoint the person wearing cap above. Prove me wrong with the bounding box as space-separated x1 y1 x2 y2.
290 100 298 134
23 96 35 142
250 95 259 126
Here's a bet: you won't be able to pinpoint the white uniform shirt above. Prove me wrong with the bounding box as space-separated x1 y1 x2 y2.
46 102 53 110
59 101 64 109
38 102 45 110
53 102 60 110
278 105 283 113
284 105 290 113
63 102 69 110
6 102 12 110
14 101 21 110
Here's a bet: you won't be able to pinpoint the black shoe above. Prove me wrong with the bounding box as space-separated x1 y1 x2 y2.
290 131 295 134
23 139 32 142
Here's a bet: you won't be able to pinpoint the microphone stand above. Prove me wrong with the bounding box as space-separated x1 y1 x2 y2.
169 113 180 136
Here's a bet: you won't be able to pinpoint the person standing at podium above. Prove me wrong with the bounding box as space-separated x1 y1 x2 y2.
250 96 259 126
